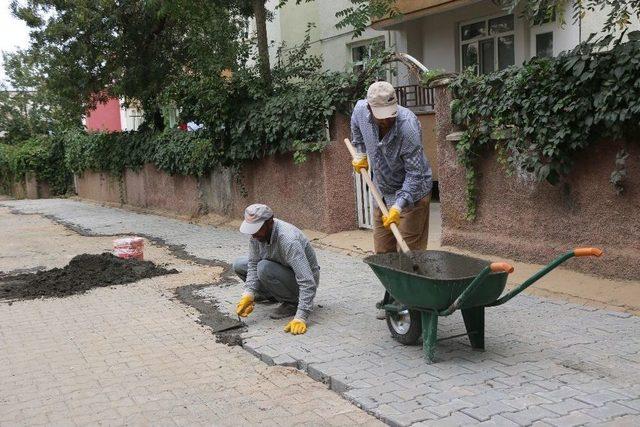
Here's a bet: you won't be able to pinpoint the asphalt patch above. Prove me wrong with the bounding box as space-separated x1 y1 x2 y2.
0 253 178 301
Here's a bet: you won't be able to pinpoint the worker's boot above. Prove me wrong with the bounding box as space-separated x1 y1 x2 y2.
254 292 277 304
269 302 297 319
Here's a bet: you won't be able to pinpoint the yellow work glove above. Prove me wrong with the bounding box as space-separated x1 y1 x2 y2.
351 153 369 174
284 318 307 335
382 205 401 229
236 294 255 317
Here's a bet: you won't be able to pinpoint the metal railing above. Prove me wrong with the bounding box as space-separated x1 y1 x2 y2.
395 84 435 110
354 169 374 229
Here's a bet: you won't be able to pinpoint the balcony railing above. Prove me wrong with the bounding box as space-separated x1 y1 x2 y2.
395 84 435 111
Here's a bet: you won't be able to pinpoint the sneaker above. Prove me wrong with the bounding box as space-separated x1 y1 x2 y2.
269 302 298 319
376 309 387 320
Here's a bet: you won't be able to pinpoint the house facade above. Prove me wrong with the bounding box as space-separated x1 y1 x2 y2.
373 0 640 79
84 99 143 132
253 1 395 75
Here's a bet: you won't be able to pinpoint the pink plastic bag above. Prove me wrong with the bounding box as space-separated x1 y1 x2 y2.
113 237 144 260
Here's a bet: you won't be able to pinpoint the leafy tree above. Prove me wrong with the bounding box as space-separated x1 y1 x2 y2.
333 0 399 37
10 0 242 129
0 50 69 142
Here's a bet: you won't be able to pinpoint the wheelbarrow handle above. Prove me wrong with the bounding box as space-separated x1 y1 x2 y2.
490 262 514 273
574 247 603 257
487 247 604 307
439 262 515 316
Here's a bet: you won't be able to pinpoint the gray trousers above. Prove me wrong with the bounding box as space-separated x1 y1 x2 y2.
233 256 299 305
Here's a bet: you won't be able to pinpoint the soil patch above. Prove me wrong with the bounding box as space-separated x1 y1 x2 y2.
0 253 178 301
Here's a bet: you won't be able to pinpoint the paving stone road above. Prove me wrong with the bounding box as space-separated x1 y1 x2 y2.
2 199 640 426
0 205 381 426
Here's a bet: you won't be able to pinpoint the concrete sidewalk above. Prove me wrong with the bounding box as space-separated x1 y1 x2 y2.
2 199 639 426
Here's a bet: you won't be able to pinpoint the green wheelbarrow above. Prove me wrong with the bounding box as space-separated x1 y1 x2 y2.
364 247 603 362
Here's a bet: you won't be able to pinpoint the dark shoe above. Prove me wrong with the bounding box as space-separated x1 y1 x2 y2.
269 302 298 319
254 293 277 303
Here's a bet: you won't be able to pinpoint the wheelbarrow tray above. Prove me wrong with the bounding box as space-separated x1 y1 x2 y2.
364 250 508 311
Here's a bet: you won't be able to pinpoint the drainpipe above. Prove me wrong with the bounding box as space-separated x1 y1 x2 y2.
579 12 582 43
388 30 394 84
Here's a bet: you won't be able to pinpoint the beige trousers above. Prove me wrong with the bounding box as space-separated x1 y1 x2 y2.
373 195 431 254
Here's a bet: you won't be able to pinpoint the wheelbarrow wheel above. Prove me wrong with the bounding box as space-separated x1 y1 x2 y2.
386 308 422 346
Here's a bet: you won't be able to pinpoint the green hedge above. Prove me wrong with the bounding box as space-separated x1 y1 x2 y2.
0 136 72 196
63 128 279 179
0 144 17 194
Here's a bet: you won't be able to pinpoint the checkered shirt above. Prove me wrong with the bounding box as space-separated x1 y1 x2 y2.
245 219 320 321
350 99 433 209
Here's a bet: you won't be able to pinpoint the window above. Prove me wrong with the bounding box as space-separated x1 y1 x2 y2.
460 15 515 74
351 39 386 80
536 32 553 58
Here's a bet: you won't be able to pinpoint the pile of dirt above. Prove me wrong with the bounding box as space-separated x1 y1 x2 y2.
0 253 178 301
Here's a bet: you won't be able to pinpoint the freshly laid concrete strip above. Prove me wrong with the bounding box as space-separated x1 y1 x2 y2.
2 199 639 427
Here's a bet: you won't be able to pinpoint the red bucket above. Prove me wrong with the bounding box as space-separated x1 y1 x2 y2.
113 237 144 260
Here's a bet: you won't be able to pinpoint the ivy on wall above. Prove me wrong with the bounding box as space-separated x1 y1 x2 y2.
448 33 640 220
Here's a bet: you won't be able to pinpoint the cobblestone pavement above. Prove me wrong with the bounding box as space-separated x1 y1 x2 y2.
0 206 381 426
3 199 640 426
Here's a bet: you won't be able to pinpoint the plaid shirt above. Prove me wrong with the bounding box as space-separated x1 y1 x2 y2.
245 219 320 321
350 99 432 209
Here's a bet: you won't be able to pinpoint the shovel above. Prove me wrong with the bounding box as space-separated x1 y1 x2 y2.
343 138 427 276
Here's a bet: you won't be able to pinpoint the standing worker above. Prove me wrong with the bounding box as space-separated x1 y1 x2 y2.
233 204 320 335
350 81 433 319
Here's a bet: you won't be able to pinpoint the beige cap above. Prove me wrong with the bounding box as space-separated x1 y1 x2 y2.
366 81 398 119
239 204 274 234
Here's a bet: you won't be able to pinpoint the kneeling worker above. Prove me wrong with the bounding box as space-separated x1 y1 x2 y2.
234 204 320 335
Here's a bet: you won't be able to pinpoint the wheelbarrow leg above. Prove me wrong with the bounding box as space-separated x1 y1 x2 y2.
420 311 438 363
461 306 485 350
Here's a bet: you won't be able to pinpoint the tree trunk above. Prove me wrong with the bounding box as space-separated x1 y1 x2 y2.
252 0 271 88
153 108 165 131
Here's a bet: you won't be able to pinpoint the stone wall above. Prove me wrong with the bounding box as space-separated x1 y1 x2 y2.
3 173 51 200
125 165 201 215
433 82 640 280
416 112 438 181
74 172 122 205
75 114 358 234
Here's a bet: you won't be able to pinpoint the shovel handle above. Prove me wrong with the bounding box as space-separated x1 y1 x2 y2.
343 138 411 254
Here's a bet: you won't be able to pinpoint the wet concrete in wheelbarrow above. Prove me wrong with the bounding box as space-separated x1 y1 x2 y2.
366 250 490 280
0 253 178 302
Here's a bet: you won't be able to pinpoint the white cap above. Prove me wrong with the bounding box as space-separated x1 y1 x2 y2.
366 81 398 119
239 204 274 235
